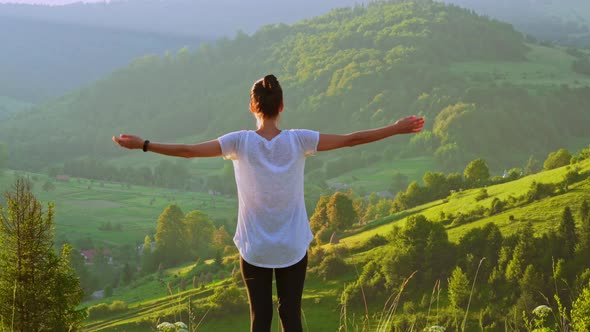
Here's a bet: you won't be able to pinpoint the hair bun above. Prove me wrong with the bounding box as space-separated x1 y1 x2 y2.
262 74 279 91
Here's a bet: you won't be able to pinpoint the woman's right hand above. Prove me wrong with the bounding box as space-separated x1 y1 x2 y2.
112 134 144 150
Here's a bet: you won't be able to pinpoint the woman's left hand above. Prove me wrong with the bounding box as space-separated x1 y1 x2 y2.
112 134 144 150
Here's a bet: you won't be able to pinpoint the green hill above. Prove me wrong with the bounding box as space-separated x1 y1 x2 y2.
80 153 590 332
2 0 589 176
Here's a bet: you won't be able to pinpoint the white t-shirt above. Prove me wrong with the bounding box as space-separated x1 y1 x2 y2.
218 129 320 268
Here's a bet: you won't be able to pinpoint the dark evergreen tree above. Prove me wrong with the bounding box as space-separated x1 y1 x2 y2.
557 206 577 259
0 179 85 331
121 263 133 286
505 222 536 282
448 266 470 309
577 200 590 257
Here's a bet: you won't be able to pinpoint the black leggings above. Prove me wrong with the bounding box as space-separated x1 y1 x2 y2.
240 254 308 332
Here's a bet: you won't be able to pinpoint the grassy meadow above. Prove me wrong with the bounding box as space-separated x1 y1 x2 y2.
0 170 238 248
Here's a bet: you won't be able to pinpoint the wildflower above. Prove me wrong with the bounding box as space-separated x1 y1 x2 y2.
157 321 188 332
424 326 446 332
174 322 188 329
157 322 176 332
532 305 552 318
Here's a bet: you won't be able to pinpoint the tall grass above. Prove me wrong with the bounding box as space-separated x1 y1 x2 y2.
375 271 417 332
11 280 16 332
426 279 441 328
461 257 486 331
338 271 416 332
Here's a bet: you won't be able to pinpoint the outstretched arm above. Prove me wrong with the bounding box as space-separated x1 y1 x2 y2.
112 134 222 158
317 115 425 152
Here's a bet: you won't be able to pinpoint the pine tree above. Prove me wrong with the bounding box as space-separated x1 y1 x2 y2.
0 179 85 331
557 206 577 259
141 235 155 274
505 222 536 282
578 200 590 253
448 266 470 309
121 263 133 286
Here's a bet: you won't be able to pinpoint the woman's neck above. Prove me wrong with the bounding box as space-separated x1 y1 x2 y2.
255 117 281 139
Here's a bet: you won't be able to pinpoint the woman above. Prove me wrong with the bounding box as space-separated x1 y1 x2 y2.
113 74 424 332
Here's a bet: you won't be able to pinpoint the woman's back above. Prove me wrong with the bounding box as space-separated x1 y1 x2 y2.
219 129 319 268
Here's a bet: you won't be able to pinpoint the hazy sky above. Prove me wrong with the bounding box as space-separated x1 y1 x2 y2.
0 0 109 5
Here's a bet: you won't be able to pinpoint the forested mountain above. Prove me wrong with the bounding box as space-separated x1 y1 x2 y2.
0 17 202 101
441 0 590 46
2 0 589 174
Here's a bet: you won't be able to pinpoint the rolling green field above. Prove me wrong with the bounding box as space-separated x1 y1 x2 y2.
0 170 238 248
326 156 436 194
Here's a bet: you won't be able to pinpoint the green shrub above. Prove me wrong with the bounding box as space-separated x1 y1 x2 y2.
475 188 488 201
543 148 572 170
563 168 580 185
316 254 349 280
109 300 128 312
489 198 505 215
355 234 388 252
526 181 557 202
87 301 129 320
572 283 590 331
208 285 246 314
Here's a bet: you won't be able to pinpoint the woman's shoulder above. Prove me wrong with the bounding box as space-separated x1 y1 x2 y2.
220 129 249 138
285 129 318 135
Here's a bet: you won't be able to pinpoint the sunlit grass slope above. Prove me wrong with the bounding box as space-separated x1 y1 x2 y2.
341 157 590 246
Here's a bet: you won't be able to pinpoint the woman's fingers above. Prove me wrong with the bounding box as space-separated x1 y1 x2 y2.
112 134 141 149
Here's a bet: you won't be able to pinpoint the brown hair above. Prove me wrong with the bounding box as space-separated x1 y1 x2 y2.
250 74 283 119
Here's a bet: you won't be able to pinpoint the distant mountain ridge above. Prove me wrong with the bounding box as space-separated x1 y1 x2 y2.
0 16 203 101
0 0 367 101
0 0 369 38
441 0 590 45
